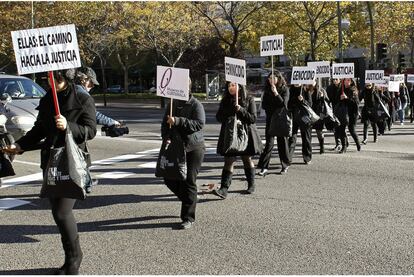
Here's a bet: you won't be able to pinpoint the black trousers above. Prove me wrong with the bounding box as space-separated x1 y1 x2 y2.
258 116 291 169
363 119 377 141
49 198 78 242
338 114 360 147
288 122 312 163
164 147 205 223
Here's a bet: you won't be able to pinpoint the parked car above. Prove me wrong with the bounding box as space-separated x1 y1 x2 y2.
107 85 123 93
0 74 46 140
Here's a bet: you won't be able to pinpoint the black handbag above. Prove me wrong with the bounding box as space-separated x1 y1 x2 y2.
155 128 187 181
41 127 92 200
374 100 390 121
0 133 15 178
334 101 349 126
322 99 340 130
299 102 320 126
269 107 292 137
222 115 248 154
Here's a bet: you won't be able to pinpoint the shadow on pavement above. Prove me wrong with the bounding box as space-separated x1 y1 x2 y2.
0 268 53 275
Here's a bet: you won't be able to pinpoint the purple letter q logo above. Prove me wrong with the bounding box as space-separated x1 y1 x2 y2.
159 68 172 95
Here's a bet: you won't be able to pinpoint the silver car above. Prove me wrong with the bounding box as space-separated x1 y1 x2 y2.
0 74 46 141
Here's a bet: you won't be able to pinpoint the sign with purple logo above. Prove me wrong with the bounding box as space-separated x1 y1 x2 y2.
156 66 189 101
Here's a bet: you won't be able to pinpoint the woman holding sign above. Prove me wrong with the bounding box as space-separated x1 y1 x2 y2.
3 70 97 274
161 80 206 230
214 82 263 199
337 78 361 153
257 71 291 175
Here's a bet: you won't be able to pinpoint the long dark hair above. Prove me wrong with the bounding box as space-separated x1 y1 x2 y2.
222 81 247 107
265 70 286 94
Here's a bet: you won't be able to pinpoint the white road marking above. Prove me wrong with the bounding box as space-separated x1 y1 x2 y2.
12 160 41 166
97 172 135 179
1 173 43 188
138 162 157 169
0 198 30 211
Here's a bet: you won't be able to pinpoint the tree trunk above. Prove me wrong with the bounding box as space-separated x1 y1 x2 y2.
410 36 414 67
116 53 129 94
98 54 107 107
367 2 375 69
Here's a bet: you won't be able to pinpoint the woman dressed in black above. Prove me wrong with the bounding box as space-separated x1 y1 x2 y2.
336 78 361 153
161 85 205 230
360 83 379 144
257 71 290 175
309 81 329 154
4 70 97 274
326 78 342 151
213 82 263 199
288 84 313 164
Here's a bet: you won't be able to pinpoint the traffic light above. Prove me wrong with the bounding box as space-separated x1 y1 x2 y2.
398 52 407 68
376 43 388 62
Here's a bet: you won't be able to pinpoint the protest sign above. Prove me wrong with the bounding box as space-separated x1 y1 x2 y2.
290 67 316 85
365 70 385 85
11 24 81 75
307 61 330 78
388 81 400 92
407 74 414 83
332 63 354 79
376 76 389 88
389 74 405 83
156 66 189 101
260 35 284 57
224 57 246 85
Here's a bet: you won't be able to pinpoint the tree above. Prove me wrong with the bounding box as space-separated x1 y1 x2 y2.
193 1 264 58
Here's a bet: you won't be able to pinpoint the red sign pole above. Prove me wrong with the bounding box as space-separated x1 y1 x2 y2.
48 71 60 116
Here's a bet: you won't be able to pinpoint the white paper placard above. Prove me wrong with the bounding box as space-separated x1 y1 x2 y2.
407 74 414 83
332 63 354 79
224 57 246 85
290 67 316 85
388 81 400 92
307 61 331 78
389 74 405 83
376 76 389 88
365 70 385 84
156 66 189 101
260 35 284 56
11 24 81 75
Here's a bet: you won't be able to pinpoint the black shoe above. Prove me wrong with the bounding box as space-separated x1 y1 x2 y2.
280 167 289 174
362 139 367 145
357 144 361 151
304 160 312 165
179 221 193 230
213 188 228 199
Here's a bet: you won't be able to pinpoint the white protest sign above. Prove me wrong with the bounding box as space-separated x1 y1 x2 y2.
388 81 400 92
389 74 405 83
365 70 385 84
407 74 414 83
307 61 330 78
156 66 189 101
11 24 81 75
290 67 316 85
376 76 389 88
224 57 246 85
260 35 284 56
332 63 354 79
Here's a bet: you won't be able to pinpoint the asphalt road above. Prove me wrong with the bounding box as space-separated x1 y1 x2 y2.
0 100 413 275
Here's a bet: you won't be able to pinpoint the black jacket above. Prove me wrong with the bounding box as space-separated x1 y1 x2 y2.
17 84 97 169
326 83 341 107
161 95 205 152
340 85 359 115
288 85 312 112
216 94 263 156
262 85 290 116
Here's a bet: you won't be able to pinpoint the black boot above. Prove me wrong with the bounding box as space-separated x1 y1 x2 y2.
318 138 325 154
65 236 83 275
213 169 232 199
339 137 347 154
244 167 256 194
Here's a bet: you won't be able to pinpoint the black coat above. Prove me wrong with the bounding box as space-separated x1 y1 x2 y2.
311 87 329 130
216 95 263 156
17 84 97 169
261 85 290 116
326 83 341 108
161 95 205 152
340 85 359 117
